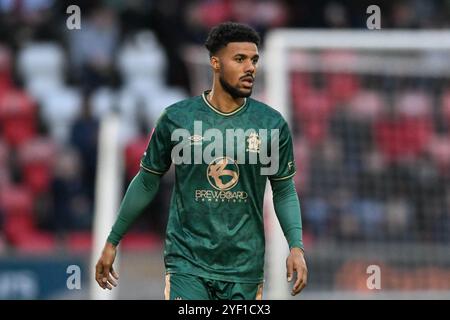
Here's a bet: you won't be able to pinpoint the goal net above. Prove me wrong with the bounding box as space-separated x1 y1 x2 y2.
263 30 450 299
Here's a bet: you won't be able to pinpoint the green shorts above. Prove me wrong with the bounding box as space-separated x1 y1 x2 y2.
164 273 264 300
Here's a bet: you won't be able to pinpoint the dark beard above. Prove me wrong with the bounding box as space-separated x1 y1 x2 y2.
219 74 252 98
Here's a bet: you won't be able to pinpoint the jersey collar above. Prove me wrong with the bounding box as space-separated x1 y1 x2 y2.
202 90 248 116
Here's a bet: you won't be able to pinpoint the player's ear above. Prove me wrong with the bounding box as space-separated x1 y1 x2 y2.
210 56 220 71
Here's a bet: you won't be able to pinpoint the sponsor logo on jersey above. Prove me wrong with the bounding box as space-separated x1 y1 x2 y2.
194 156 248 203
207 156 239 191
194 190 248 202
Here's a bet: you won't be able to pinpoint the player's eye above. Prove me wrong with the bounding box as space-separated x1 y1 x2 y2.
235 57 244 63
252 58 259 65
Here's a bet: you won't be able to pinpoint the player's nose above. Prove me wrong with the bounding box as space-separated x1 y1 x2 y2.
244 61 256 74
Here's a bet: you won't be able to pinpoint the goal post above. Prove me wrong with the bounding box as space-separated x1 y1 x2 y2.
90 113 123 300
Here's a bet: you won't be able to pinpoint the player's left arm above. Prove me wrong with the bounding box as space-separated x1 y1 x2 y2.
269 118 307 295
271 177 308 296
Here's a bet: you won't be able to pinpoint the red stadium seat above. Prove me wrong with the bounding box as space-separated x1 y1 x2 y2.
293 90 334 144
12 232 56 254
22 163 52 195
18 137 56 194
375 90 434 163
0 184 56 252
293 90 334 121
291 72 312 101
121 232 162 251
198 1 232 28
0 45 13 98
125 136 149 180
0 185 34 239
326 73 360 104
0 90 36 147
320 51 360 103
374 116 434 163
66 231 92 252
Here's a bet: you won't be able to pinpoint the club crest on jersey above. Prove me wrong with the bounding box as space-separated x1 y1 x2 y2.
246 132 261 153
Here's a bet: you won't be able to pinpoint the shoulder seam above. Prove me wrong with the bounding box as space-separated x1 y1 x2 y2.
140 162 166 175
269 171 296 181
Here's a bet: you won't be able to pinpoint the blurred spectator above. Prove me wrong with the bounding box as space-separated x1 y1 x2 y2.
442 188 450 241
148 0 191 92
50 148 92 233
69 95 99 200
304 197 330 238
427 135 450 177
407 154 446 241
330 101 375 173
231 0 288 35
441 89 450 131
308 139 346 197
0 139 9 188
68 6 119 91
350 197 384 241
0 0 58 46
0 0 54 17
323 2 349 28
358 147 386 200
390 1 419 28
329 188 359 240
384 196 414 240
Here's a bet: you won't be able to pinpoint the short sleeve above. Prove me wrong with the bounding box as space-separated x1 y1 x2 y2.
269 119 296 181
140 111 172 175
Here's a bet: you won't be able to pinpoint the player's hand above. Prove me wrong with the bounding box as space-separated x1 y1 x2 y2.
286 247 307 296
95 242 119 290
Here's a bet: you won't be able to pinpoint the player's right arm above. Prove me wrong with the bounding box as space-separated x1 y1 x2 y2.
95 111 172 290
95 169 161 289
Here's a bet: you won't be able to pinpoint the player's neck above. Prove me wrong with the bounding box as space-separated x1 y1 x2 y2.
207 86 245 114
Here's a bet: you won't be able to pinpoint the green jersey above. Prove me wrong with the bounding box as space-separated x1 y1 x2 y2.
141 91 296 283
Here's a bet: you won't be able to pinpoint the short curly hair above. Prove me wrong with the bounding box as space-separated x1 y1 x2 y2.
204 22 260 56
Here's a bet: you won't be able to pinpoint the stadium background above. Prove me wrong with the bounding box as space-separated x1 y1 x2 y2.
0 0 449 299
